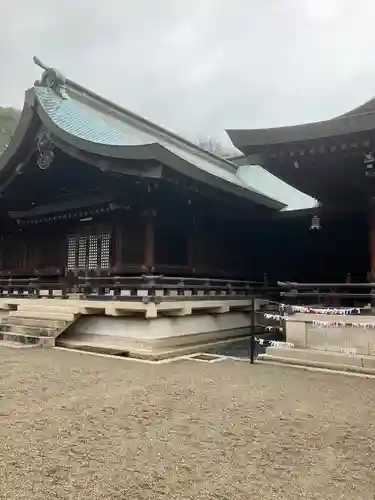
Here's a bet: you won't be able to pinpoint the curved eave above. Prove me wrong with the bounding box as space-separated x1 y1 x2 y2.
35 96 284 210
338 97 375 118
0 89 41 184
227 102 375 152
0 87 284 210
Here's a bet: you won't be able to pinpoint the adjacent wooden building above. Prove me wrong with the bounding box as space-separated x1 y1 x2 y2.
227 98 375 283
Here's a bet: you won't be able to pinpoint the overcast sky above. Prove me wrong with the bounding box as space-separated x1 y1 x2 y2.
1 0 375 149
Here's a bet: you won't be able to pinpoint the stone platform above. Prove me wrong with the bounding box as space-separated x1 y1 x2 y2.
286 312 375 355
258 310 375 375
0 297 260 358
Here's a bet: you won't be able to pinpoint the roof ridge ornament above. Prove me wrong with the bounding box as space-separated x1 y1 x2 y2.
33 56 67 98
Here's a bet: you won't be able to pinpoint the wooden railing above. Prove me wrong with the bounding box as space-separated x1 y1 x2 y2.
278 281 375 309
78 275 278 302
0 278 69 298
5 276 372 307
0 275 280 303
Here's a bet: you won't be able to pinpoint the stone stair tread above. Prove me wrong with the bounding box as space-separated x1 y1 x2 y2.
0 331 56 347
14 308 76 314
0 330 41 339
5 315 67 328
1 323 59 331
9 311 76 321
18 304 80 312
0 340 37 349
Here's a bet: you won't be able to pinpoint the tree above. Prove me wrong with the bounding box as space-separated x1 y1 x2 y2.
195 136 234 158
0 107 21 156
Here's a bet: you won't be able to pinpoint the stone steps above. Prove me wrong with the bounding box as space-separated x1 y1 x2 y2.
0 331 54 347
1 322 60 336
0 301 81 348
4 317 67 328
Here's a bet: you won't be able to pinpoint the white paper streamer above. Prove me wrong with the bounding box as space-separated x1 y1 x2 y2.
255 338 293 348
281 304 361 315
269 340 294 348
264 303 374 330
264 313 285 321
341 347 357 356
313 320 375 329
265 325 284 332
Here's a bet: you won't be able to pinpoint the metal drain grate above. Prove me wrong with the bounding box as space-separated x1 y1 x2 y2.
188 353 226 362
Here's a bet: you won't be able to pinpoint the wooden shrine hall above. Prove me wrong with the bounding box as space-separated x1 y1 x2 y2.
1 57 375 356
1 56 375 287
0 57 284 287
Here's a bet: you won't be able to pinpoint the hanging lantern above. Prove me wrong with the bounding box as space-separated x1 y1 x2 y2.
310 214 321 231
364 152 374 177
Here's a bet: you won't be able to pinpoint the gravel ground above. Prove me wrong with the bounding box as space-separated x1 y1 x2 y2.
1 347 375 499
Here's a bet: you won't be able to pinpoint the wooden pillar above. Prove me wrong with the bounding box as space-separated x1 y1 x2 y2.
144 210 155 272
187 216 195 272
113 222 124 272
369 209 375 279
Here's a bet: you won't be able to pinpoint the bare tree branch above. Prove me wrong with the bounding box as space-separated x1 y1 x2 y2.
195 136 233 158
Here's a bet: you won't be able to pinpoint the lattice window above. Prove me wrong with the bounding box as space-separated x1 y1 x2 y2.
88 235 99 269
67 236 77 270
67 232 112 270
100 232 111 269
78 236 88 268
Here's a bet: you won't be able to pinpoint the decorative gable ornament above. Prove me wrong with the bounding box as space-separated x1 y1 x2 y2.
36 130 55 170
33 56 67 99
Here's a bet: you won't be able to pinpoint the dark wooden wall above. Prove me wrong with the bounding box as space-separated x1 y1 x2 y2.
0 204 251 278
2 208 369 282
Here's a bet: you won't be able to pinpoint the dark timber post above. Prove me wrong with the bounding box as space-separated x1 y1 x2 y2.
367 206 375 309
144 210 155 272
113 221 124 272
249 295 256 364
187 217 195 271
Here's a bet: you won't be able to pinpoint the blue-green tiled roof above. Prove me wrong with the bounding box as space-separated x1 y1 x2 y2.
161 140 267 193
36 87 155 146
35 85 278 203
237 164 317 211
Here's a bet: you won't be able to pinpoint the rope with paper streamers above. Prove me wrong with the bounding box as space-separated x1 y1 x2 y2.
263 303 375 329
265 300 362 315
281 304 361 315
312 319 375 329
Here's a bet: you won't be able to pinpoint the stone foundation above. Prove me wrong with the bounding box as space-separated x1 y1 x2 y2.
286 313 375 355
58 311 252 359
0 297 259 358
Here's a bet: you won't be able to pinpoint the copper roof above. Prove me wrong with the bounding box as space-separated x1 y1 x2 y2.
227 97 375 151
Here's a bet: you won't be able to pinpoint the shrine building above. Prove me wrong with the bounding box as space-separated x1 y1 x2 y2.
0 56 374 356
0 57 285 283
1 56 374 286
